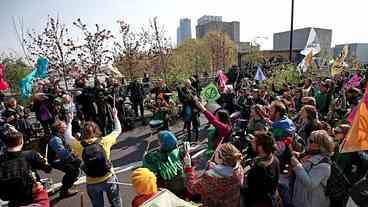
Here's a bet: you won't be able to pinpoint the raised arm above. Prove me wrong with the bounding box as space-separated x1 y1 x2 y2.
102 108 121 145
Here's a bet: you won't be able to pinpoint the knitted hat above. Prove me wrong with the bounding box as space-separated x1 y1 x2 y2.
159 130 177 151
131 168 157 195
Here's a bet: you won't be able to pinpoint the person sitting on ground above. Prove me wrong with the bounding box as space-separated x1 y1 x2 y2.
194 100 232 150
290 130 334 207
47 120 81 198
0 125 52 207
243 131 281 207
131 168 159 207
143 130 185 197
184 143 244 207
64 108 122 207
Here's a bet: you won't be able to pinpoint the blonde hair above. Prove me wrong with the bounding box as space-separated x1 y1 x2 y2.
218 143 242 167
310 130 335 156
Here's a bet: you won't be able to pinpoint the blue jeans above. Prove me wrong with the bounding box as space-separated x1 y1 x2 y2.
86 175 122 207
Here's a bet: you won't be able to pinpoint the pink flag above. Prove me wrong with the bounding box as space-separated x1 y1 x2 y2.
216 70 228 92
0 64 9 91
345 74 361 88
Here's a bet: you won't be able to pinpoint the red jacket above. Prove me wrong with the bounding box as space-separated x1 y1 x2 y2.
185 166 244 207
204 110 231 149
132 193 157 207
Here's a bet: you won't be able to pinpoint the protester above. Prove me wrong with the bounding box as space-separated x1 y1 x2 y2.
47 120 81 198
64 108 122 207
142 130 185 197
291 130 335 207
184 143 244 207
247 104 269 134
195 100 232 149
128 78 145 119
0 125 52 207
177 80 200 142
244 131 281 207
131 168 158 207
297 105 321 142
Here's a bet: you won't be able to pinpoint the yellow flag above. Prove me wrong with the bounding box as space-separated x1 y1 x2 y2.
341 101 368 153
331 45 349 77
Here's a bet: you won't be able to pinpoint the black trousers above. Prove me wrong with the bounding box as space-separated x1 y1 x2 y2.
132 100 144 117
51 161 80 190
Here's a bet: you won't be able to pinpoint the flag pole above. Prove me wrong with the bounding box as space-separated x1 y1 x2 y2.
289 0 295 63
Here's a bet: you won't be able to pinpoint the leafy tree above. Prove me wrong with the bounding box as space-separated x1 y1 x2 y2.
205 32 236 75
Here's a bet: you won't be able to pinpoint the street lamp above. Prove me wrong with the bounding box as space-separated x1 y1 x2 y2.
289 0 295 63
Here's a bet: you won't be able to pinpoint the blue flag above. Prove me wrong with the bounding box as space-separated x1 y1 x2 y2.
34 57 48 79
20 70 36 100
255 66 266 81
19 57 48 100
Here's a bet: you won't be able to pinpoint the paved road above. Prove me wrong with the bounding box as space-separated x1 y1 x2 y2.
45 118 208 207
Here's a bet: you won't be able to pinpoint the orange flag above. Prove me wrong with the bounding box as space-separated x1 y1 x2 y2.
341 85 368 153
306 50 313 66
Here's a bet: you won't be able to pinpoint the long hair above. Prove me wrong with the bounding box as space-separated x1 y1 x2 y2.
218 143 242 167
83 121 102 140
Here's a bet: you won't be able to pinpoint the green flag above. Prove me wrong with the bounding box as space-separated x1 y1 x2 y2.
201 83 220 103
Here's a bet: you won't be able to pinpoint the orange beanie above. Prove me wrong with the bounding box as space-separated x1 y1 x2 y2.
131 168 157 195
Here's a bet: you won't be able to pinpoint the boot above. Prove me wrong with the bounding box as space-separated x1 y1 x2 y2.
59 186 78 199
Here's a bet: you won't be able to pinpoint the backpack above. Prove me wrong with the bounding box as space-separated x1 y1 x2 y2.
312 157 352 200
81 139 111 178
0 153 34 205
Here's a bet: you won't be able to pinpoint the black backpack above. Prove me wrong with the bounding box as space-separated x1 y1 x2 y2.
312 157 352 200
0 153 34 205
81 139 111 177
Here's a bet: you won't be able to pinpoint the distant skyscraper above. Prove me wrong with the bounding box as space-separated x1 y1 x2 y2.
176 18 192 45
195 15 240 44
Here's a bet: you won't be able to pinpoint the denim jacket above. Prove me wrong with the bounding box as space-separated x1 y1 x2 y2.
48 135 72 164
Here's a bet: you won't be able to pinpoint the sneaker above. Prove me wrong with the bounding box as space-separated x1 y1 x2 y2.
59 188 79 199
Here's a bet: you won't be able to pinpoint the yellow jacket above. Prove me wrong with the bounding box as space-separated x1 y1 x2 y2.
65 117 121 184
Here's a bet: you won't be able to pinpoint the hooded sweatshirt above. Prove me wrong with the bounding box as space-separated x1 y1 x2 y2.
271 116 296 141
185 164 244 207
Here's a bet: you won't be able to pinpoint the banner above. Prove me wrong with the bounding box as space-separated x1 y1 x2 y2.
254 66 266 81
341 85 368 153
0 64 9 91
201 83 220 103
141 189 200 207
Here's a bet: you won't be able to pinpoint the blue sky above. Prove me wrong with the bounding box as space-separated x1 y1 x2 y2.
1 0 367 56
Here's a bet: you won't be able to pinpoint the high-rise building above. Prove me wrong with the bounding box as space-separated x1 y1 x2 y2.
197 15 222 26
176 18 192 45
273 27 332 52
195 15 240 44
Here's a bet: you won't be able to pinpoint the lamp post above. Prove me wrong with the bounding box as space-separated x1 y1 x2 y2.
289 0 295 63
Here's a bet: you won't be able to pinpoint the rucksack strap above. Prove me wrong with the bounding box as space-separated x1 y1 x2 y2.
81 138 101 147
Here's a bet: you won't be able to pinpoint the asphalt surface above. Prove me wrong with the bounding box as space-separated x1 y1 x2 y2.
44 118 208 207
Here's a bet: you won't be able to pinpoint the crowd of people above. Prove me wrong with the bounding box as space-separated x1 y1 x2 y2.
0 65 368 207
